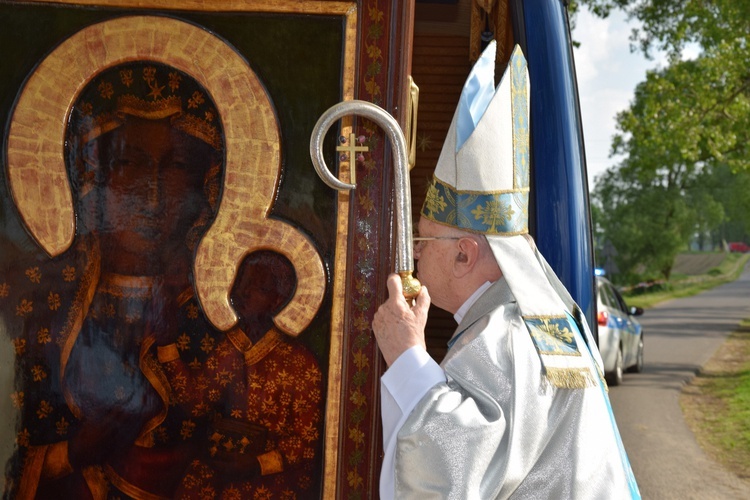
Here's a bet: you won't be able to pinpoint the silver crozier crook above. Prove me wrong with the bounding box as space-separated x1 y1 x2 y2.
309 100 421 301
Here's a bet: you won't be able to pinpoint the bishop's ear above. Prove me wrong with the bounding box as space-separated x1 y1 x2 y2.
453 237 479 277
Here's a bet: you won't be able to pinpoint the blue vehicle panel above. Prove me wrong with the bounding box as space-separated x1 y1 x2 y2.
514 0 597 334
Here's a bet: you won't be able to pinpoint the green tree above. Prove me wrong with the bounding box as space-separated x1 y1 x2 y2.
592 162 695 282
574 0 750 175
574 1 750 59
701 165 750 244
579 0 750 281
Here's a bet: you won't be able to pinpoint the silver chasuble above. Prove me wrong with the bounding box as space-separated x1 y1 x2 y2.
394 279 637 499
380 42 640 499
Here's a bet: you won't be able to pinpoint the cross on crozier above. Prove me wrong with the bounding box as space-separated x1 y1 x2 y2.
336 133 368 184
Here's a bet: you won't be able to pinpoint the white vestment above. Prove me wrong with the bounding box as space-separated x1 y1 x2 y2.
380 279 639 499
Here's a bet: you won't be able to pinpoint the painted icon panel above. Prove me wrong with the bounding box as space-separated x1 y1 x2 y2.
0 3 354 498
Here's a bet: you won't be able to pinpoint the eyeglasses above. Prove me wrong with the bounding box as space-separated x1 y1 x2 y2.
412 235 461 252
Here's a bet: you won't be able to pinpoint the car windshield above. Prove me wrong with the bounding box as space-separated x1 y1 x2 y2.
611 286 630 313
598 279 617 310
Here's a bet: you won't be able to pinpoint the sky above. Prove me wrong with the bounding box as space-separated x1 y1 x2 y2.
572 8 667 189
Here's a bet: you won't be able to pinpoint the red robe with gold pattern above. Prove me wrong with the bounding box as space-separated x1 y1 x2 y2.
159 326 324 499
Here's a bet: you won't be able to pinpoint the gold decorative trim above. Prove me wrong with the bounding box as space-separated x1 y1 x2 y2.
139 335 172 437
17 0 356 15
225 327 253 354
545 367 597 390
405 76 419 171
322 4 357 497
82 466 110 500
17 445 47 499
45 441 74 480
60 238 101 419
81 115 125 146
117 94 181 121
243 329 284 367
431 177 531 196
523 314 568 320
257 450 284 476
98 274 155 299
156 343 180 363
86 92 222 150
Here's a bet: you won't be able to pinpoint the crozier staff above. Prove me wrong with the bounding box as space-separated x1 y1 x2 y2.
372 42 641 499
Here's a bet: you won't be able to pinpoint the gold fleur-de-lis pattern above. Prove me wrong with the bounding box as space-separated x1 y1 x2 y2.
422 177 529 235
0 247 92 481
160 327 324 498
525 316 579 356
523 315 598 389
2 242 325 497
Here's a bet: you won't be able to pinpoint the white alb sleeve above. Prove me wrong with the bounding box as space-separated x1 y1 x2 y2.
379 345 445 499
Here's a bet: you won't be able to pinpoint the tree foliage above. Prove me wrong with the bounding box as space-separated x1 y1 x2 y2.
612 41 750 174
574 0 750 283
575 0 750 59
701 165 750 243
593 163 694 282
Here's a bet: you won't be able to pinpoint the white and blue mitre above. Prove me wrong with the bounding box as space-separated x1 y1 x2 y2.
422 41 604 390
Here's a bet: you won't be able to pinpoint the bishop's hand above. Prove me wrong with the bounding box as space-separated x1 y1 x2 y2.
372 273 431 367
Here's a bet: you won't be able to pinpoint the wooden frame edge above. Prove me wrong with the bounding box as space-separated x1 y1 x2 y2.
15 0 356 14
322 5 358 498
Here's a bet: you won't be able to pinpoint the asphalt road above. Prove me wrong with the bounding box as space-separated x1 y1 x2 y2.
608 262 750 499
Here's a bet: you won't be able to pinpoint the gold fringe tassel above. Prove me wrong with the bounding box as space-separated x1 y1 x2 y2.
545 367 597 389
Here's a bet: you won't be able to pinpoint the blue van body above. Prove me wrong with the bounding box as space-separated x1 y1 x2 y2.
517 0 597 334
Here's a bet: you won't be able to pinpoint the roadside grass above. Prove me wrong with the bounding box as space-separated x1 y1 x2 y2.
623 253 750 309
681 319 750 479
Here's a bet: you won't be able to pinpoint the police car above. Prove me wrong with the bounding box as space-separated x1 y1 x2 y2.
595 270 645 386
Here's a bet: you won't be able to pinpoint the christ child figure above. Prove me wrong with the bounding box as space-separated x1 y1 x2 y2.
157 250 324 499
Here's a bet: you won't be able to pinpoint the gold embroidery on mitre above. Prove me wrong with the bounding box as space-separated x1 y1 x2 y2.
423 179 448 218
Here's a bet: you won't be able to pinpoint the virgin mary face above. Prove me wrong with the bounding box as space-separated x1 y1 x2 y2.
95 116 213 276
66 61 224 277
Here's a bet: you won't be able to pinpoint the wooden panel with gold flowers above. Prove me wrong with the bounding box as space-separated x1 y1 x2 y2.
0 1 412 498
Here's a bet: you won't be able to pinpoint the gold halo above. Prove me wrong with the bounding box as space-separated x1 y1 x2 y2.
6 15 325 335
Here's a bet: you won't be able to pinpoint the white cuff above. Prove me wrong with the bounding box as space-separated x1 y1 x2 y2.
382 345 445 415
